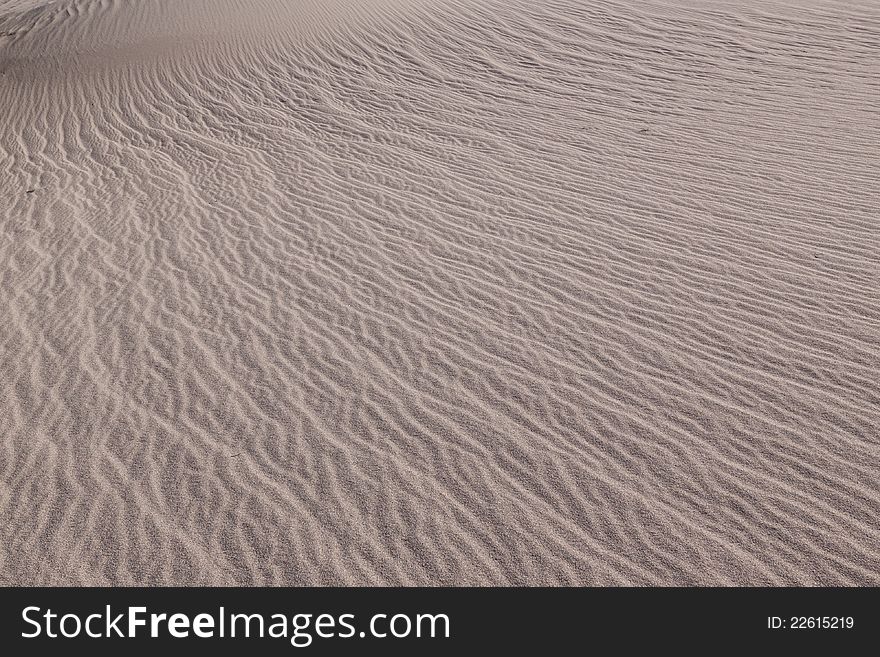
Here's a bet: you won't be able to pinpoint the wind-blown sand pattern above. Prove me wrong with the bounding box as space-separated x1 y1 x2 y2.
1 0 879 586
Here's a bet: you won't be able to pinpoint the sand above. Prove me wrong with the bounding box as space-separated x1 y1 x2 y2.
0 0 878 586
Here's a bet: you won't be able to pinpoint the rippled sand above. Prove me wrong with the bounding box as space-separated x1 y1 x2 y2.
1 0 878 585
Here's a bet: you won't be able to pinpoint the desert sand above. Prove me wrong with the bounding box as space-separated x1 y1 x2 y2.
0 0 878 585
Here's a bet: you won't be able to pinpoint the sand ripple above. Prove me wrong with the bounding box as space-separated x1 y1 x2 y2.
1 0 878 585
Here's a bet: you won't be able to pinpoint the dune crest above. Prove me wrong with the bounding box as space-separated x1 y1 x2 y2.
1 0 879 585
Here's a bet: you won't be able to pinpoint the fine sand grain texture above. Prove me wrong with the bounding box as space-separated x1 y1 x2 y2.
1 0 879 585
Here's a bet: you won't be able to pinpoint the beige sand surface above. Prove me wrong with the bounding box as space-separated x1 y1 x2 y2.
1 0 878 585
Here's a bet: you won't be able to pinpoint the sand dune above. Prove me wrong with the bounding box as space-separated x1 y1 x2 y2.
1 0 878 585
